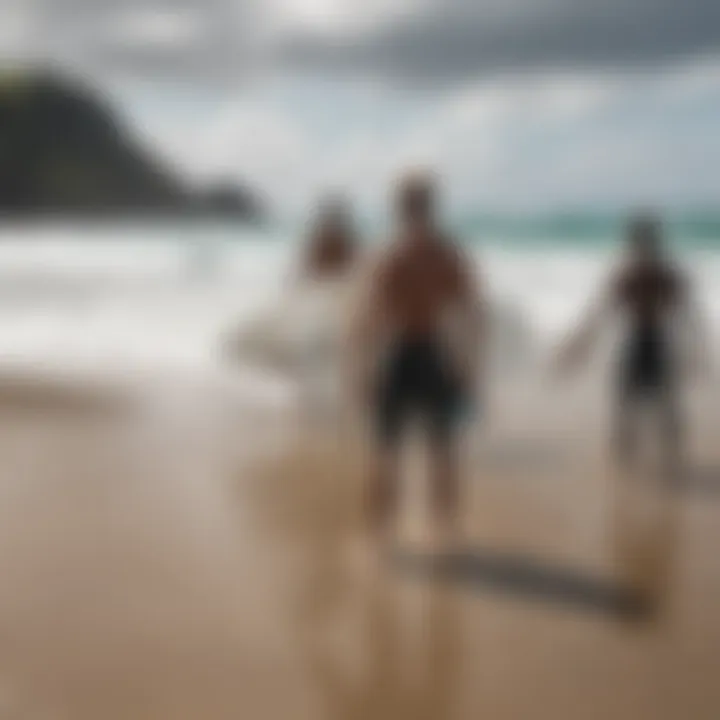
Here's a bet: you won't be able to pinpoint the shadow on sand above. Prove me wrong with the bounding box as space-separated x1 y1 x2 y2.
392 547 652 620
393 472 680 622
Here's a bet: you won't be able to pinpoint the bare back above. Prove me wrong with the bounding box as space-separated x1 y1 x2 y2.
614 261 685 329
375 233 469 339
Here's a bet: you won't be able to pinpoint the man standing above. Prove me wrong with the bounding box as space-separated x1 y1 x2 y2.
558 213 704 482
350 172 485 546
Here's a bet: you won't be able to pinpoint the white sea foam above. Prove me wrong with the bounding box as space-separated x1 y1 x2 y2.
0 224 714 391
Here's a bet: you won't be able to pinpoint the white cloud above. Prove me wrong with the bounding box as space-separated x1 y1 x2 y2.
118 57 720 215
275 0 419 37
110 7 204 49
0 5 37 59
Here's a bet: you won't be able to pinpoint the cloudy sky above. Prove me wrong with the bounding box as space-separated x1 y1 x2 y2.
1 0 719 216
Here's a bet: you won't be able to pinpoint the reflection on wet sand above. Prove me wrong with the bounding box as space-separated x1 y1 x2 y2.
611 479 681 621
247 406 720 719
0 373 717 719
251 432 462 720
301 581 462 720
0 382 316 720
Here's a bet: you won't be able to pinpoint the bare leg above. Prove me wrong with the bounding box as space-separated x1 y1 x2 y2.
429 437 461 544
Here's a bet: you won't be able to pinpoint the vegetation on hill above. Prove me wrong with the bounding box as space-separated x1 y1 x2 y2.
0 70 264 222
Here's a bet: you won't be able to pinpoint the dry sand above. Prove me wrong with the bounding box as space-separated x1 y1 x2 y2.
0 368 716 719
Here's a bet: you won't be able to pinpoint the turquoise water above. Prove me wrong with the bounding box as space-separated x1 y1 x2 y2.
464 213 720 247
453 211 720 248
8 210 720 249
271 210 720 249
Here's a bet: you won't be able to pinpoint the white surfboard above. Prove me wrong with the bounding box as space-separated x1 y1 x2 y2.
221 278 351 378
221 274 535 387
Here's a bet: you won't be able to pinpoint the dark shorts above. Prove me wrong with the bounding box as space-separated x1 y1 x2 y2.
618 324 673 401
374 337 464 447
614 323 681 445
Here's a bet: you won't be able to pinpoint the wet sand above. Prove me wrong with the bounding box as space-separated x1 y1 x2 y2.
0 370 717 719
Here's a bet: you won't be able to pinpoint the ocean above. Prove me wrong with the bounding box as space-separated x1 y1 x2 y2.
0 219 717 383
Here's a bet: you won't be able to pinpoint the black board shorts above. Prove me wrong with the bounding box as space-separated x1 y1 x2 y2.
614 322 681 444
618 322 673 401
374 336 464 447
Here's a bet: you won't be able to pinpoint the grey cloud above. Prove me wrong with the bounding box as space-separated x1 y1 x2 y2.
3 0 720 86
2 0 265 85
279 0 720 83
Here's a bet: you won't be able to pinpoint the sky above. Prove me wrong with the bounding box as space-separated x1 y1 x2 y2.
1 0 719 217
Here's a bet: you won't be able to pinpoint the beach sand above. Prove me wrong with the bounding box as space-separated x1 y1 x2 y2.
0 368 717 719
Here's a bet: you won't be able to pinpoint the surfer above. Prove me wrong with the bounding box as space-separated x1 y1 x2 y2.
557 213 704 482
222 195 361 411
350 171 485 546
300 196 359 282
